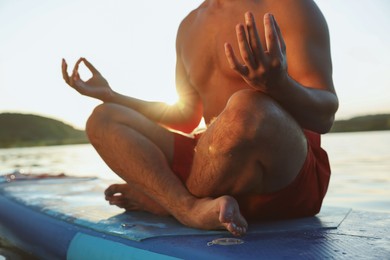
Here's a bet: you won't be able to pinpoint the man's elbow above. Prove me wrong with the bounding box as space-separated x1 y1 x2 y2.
317 114 335 134
317 97 339 134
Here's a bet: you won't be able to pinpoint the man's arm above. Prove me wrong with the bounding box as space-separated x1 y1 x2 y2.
225 1 338 134
273 0 338 133
62 57 202 134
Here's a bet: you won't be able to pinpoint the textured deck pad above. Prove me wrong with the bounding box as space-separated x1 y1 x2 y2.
250 206 350 234
0 178 349 241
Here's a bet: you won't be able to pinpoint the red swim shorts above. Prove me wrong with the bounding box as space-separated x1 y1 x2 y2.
171 130 331 221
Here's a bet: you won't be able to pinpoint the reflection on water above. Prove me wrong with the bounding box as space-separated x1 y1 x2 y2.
0 144 120 181
0 131 389 213
322 131 390 213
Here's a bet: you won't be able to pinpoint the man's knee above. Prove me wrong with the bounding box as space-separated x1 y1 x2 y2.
187 91 274 196
220 90 285 146
203 89 302 169
86 103 116 144
226 90 308 190
189 90 306 197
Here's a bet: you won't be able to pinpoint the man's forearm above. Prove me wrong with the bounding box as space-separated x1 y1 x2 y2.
104 91 173 122
105 91 201 133
271 76 338 134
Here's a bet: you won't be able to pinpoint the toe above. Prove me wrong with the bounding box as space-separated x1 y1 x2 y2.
104 183 126 197
227 222 243 236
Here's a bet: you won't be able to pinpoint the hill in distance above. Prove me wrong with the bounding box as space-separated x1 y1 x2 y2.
330 113 390 133
0 113 88 148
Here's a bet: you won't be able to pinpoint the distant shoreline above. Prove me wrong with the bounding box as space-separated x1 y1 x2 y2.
1 139 90 149
0 113 88 149
1 112 389 148
329 114 390 133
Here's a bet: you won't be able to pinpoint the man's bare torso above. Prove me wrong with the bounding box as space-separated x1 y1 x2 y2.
177 0 274 123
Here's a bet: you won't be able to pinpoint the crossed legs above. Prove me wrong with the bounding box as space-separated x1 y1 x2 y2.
87 90 307 235
86 101 247 235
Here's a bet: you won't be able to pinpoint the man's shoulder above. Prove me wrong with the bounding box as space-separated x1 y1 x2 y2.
268 0 323 20
268 0 317 10
176 4 206 45
178 6 201 32
269 0 328 36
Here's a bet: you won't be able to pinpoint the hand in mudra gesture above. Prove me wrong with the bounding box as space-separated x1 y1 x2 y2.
62 57 113 102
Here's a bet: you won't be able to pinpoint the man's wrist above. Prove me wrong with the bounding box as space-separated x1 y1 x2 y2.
266 72 290 98
102 89 116 103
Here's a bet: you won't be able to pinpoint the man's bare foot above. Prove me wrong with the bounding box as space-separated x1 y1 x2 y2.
179 195 248 236
105 184 247 236
104 184 168 215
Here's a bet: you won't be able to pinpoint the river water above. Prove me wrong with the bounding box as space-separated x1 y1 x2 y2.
1 130 390 257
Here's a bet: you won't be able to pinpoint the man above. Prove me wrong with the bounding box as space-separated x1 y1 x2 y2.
62 0 338 236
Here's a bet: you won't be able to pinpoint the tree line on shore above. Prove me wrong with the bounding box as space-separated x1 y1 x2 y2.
0 113 88 148
330 114 390 133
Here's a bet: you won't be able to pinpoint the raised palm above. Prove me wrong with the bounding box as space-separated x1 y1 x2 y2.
224 12 288 94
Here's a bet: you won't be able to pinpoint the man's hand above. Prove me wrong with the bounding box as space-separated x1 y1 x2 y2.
225 12 288 94
62 57 113 102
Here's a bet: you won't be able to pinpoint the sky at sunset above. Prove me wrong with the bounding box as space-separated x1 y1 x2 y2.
1 0 389 129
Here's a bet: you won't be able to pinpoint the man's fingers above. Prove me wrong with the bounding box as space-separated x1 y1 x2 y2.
245 12 264 62
62 58 88 94
264 13 281 57
224 43 249 76
236 24 256 69
273 15 286 54
82 58 100 75
71 58 83 81
61 59 70 83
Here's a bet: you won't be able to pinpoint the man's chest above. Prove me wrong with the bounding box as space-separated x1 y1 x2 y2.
180 22 237 88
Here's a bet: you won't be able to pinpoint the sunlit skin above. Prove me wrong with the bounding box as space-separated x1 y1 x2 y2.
62 0 338 236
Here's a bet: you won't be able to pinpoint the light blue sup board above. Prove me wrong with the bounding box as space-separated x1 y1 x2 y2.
0 174 389 259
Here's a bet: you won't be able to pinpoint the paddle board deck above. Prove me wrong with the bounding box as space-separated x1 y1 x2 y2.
0 175 389 259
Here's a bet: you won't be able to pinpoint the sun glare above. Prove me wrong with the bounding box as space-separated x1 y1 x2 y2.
164 94 179 106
